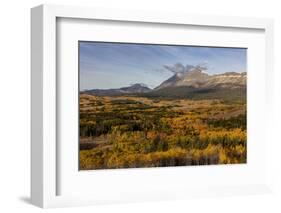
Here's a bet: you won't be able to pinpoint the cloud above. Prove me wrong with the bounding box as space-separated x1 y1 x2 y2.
163 63 208 74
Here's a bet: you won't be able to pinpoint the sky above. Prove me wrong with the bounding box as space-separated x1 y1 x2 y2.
79 42 247 90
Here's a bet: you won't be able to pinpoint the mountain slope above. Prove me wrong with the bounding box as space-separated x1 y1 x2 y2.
141 85 246 102
143 70 246 101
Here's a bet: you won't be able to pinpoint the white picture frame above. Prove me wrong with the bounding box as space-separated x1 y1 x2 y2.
31 4 274 208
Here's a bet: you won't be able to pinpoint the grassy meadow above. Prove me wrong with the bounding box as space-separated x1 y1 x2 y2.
79 94 246 170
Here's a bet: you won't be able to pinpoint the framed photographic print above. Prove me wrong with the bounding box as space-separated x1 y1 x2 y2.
31 4 274 208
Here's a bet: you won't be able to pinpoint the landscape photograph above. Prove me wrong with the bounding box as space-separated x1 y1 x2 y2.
79 41 247 170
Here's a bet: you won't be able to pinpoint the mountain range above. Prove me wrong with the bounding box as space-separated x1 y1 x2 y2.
83 69 246 101
155 68 246 90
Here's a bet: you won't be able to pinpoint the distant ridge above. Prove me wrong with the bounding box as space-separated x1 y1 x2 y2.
83 83 151 96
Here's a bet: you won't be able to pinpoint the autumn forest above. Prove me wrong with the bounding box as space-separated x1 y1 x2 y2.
79 94 246 170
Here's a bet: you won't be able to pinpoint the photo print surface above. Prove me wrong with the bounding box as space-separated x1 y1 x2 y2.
79 41 247 170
